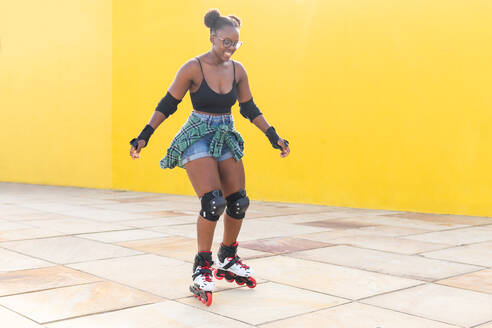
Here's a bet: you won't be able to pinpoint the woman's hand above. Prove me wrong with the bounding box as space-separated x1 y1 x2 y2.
277 139 290 158
130 139 146 160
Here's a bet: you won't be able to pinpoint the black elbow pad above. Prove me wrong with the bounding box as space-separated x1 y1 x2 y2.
155 92 182 117
239 98 262 122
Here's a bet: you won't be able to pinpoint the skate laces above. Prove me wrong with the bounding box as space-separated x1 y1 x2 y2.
228 255 249 269
199 261 213 282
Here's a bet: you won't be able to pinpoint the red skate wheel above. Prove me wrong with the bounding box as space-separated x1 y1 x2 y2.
247 277 257 288
205 292 213 306
214 270 223 280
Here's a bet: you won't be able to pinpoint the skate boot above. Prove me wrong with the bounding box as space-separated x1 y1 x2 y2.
189 251 215 306
214 242 257 288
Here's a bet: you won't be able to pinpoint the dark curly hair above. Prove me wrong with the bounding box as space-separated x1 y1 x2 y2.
204 8 241 34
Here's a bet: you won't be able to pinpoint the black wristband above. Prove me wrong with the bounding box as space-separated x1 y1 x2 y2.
130 124 154 148
130 138 139 149
265 126 281 149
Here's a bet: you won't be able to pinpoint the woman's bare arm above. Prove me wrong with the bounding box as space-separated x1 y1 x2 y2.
148 59 197 129
235 61 290 157
130 59 197 158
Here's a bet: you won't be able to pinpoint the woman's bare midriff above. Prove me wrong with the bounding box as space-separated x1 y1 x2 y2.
193 110 232 116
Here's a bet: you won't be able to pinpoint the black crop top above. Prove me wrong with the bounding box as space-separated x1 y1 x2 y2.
189 57 237 114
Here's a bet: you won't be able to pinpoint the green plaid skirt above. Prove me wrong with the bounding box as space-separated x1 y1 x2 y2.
159 112 244 169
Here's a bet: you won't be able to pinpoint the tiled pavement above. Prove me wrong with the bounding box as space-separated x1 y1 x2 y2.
0 183 491 328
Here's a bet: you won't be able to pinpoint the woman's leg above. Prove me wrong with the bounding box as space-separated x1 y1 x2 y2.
218 158 246 246
185 157 222 252
215 158 255 287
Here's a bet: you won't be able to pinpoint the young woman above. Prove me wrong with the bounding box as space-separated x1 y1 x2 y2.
130 9 290 306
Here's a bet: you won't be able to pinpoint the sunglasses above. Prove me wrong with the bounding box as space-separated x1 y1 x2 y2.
214 35 243 50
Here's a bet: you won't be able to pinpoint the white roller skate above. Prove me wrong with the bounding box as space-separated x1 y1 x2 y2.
189 252 215 306
214 242 256 288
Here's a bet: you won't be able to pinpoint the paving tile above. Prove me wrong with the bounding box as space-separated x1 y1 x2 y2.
0 212 77 222
404 226 492 245
240 237 331 254
244 206 335 218
297 225 431 243
0 281 162 324
253 207 400 218
179 282 347 325
77 229 169 243
261 211 369 224
344 224 432 236
259 302 460 328
337 208 404 216
0 206 60 220
17 218 129 234
0 221 34 231
118 216 197 228
253 201 337 212
151 220 330 241
327 235 450 255
117 236 271 263
2 183 491 328
88 202 195 214
0 266 101 296
288 245 481 281
0 248 53 272
0 228 66 242
420 241 492 267
21 203 151 222
94 200 198 214
81 203 161 213
247 255 422 299
68 254 211 299
297 219 375 229
345 215 467 231
436 269 492 294
0 306 44 328
44 300 255 328
143 210 193 217
386 212 492 226
0 236 142 264
362 284 492 327
109 196 166 203
116 236 199 262
0 205 44 217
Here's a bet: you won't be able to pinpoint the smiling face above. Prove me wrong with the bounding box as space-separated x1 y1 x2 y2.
210 25 240 62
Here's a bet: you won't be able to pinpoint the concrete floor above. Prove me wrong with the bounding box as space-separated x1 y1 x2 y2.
0 182 491 328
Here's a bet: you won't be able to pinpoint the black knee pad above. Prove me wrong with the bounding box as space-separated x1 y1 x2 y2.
200 189 226 221
226 189 250 219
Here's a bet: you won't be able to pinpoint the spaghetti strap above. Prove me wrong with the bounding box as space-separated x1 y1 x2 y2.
232 60 236 84
196 57 204 78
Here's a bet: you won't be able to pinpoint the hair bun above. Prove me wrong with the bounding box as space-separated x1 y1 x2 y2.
204 9 221 28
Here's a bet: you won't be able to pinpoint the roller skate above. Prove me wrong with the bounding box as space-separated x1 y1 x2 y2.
189 251 215 306
214 242 257 288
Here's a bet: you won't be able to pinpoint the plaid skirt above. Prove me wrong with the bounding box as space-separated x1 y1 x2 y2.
159 112 245 169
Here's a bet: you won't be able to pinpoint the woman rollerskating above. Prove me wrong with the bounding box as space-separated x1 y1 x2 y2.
129 8 290 306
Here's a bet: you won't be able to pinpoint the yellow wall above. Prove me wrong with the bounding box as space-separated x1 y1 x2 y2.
2 1 491 217
114 0 492 216
0 0 112 188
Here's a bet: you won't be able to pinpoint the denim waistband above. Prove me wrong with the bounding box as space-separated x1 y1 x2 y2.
191 111 233 125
